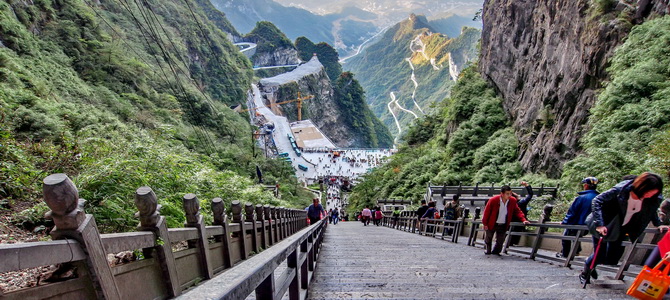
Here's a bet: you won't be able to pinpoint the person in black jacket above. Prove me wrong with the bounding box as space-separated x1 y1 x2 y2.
510 181 534 245
580 172 669 285
416 200 428 232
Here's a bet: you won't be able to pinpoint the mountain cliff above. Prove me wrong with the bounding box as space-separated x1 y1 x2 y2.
345 14 480 141
259 56 392 148
0 0 316 232
244 21 301 67
349 1 670 212
209 0 379 57
479 0 669 176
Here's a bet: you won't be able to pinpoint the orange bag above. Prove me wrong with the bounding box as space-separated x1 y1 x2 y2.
627 258 670 300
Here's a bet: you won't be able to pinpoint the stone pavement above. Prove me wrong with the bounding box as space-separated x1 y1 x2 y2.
307 222 630 299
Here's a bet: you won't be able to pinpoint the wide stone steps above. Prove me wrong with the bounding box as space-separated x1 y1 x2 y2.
307 222 630 299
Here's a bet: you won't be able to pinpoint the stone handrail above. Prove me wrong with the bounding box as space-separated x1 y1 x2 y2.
177 219 328 300
383 205 663 281
426 182 559 200
0 173 309 299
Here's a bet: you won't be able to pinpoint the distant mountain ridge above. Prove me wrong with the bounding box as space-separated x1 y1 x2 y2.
209 0 379 57
345 14 480 142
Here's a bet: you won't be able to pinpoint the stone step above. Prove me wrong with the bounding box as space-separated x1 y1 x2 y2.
306 223 631 299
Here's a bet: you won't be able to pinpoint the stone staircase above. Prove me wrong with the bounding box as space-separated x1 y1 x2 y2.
307 222 630 299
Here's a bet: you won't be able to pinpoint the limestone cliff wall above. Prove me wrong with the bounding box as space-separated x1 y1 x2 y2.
479 0 668 175
258 57 355 147
252 47 301 67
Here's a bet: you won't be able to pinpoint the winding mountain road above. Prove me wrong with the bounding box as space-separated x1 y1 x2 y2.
339 25 392 63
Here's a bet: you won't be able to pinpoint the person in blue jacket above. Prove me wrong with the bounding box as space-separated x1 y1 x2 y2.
557 177 600 258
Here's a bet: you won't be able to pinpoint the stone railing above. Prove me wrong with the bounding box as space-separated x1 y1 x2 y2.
384 205 664 280
177 219 327 300
0 173 309 299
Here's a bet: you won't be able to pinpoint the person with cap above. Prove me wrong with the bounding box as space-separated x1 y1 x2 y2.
557 177 600 258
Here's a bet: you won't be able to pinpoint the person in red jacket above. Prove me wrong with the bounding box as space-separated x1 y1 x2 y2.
482 185 531 255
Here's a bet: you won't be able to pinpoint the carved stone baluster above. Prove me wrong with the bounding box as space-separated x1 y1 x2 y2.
231 201 249 260
256 204 268 250
468 207 483 246
245 203 260 253
212 198 233 269
44 174 121 300
135 187 180 297
271 207 279 242
183 194 213 279
530 204 554 260
280 207 288 239
273 206 281 241
264 205 274 246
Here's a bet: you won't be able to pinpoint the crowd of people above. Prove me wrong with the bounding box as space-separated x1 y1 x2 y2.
476 173 669 286
352 172 670 287
302 149 393 183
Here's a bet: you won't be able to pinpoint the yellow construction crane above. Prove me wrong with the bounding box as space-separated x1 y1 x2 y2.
242 92 314 121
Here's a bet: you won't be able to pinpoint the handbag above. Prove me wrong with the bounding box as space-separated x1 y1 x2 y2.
585 213 621 242
627 258 670 300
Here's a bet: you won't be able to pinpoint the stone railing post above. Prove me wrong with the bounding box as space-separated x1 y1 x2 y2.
530 204 554 259
44 174 121 300
135 187 180 297
232 201 249 259
256 204 268 250
271 206 279 243
276 207 284 241
264 205 274 246
245 203 260 253
212 198 233 269
468 207 483 246
183 194 213 279
282 208 289 239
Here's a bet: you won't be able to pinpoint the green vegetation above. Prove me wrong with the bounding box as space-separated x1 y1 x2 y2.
0 0 311 232
333 72 393 147
295 36 342 81
348 65 542 212
350 16 670 218
294 36 392 147
246 21 295 54
561 16 670 194
344 15 480 138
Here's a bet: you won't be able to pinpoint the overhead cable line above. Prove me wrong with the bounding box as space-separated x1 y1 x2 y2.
131 0 218 150
116 0 216 153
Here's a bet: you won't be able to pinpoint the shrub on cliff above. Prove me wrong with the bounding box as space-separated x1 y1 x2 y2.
562 16 670 192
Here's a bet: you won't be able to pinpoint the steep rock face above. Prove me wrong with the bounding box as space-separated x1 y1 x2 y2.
259 57 354 147
479 0 667 176
252 47 301 67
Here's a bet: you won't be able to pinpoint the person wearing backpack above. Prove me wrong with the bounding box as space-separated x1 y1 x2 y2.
392 207 402 228
444 194 462 235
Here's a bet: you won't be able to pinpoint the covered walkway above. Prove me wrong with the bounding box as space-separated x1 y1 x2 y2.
308 222 628 299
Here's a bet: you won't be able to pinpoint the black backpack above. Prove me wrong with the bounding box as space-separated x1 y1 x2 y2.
444 207 456 220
